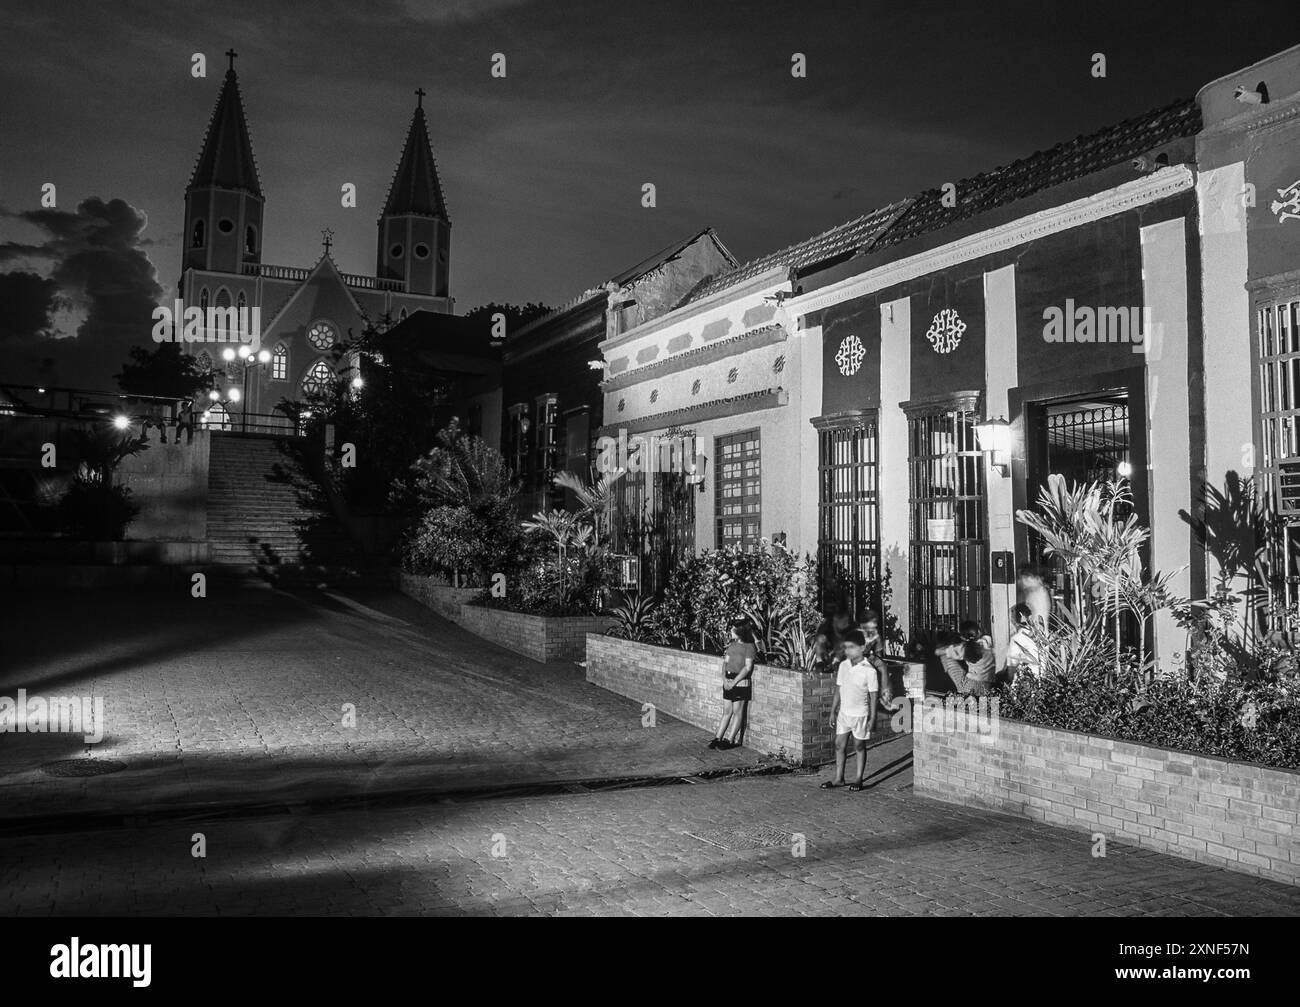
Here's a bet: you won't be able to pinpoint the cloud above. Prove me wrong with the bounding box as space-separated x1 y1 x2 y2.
0 197 162 388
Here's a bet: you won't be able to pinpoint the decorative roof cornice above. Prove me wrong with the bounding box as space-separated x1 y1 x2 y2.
598 386 787 437
601 324 787 392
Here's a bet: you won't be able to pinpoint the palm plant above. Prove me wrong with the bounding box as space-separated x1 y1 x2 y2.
1017 474 1179 680
554 468 622 542
522 509 580 599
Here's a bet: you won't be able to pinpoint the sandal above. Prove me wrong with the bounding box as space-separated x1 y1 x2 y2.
847 783 865 792
819 780 841 789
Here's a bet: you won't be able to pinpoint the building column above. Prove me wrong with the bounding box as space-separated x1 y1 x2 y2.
879 296 912 638
1141 216 1194 665
984 264 1018 660
796 314 822 558
1197 161 1254 598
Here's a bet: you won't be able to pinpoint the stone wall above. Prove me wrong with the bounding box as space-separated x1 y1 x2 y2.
914 716 1300 886
116 422 210 542
585 635 838 764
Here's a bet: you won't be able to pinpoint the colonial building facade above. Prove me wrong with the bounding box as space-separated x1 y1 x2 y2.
502 229 735 520
598 43 1300 665
1196 43 1300 613
179 54 454 427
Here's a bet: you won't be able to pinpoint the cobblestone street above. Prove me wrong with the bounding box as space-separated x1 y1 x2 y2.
3 762 1297 916
2 584 1296 916
0 581 758 822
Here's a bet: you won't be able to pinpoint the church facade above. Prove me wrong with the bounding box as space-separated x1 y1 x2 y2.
179 53 453 427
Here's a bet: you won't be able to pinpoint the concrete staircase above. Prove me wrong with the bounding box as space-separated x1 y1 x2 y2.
206 435 386 583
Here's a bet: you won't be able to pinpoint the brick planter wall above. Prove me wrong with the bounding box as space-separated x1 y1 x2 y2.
396 572 610 661
395 572 482 621
585 635 838 764
454 605 613 663
914 717 1300 886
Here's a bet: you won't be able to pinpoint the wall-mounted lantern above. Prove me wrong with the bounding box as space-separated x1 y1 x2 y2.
974 415 1011 477
686 453 709 493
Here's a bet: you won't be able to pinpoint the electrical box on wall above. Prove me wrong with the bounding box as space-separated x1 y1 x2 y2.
991 550 1015 583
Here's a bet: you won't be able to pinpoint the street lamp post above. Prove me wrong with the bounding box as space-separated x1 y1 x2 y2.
221 346 272 433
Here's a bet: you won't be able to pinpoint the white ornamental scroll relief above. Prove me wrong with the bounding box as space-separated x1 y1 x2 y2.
925 308 966 354
834 334 865 376
1272 178 1300 223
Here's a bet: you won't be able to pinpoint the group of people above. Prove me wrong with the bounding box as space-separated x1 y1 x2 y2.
706 589 1049 788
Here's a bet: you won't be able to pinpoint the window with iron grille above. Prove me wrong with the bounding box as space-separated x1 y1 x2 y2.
715 429 761 549
534 395 560 507
815 414 880 618
907 404 989 634
1256 297 1300 618
1033 396 1133 621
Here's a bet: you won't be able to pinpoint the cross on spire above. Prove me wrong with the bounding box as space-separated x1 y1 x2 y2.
226 49 237 72
415 87 426 108
321 228 334 255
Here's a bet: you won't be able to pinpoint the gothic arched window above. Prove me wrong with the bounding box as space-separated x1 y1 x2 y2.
302 359 333 396
199 287 209 313
237 290 247 311
398 308 408 322
245 224 258 255
192 219 205 247
271 343 288 381
213 287 232 340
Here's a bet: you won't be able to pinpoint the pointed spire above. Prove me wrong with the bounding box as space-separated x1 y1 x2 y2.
380 92 449 221
189 54 262 197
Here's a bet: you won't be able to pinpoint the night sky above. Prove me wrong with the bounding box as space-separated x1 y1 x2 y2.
0 0 1291 388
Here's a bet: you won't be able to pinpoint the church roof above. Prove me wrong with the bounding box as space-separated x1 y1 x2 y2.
189 64 263 197
381 102 450 221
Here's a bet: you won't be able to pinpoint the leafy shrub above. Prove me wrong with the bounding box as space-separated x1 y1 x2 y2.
400 422 523 582
650 540 820 656
999 659 1300 769
57 477 139 540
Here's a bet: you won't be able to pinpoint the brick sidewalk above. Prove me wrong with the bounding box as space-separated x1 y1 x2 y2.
0 582 761 821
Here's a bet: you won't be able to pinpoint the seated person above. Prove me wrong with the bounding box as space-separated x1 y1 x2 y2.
1003 603 1041 682
814 607 858 672
935 621 995 697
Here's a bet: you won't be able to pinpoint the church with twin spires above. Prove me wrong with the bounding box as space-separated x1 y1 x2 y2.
179 51 453 424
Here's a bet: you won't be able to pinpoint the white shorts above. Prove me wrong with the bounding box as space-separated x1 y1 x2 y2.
836 711 872 740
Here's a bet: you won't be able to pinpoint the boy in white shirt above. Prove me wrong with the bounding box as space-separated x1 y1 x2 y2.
821 630 878 792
